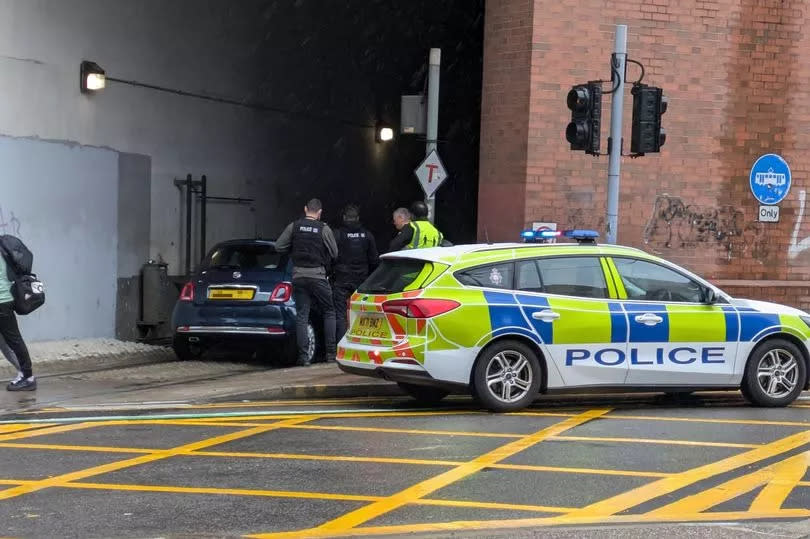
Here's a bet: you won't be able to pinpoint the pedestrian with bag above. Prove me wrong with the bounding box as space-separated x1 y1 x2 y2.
274 199 338 366
0 235 44 391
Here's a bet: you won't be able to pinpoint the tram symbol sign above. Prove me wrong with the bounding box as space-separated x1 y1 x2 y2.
750 154 791 205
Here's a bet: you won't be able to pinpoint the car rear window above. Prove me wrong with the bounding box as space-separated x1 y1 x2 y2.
358 259 432 294
205 244 283 270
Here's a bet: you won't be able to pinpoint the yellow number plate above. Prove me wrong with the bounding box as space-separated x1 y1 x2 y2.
351 315 391 339
208 288 255 300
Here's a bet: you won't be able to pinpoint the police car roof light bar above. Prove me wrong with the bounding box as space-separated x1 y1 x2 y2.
563 229 599 244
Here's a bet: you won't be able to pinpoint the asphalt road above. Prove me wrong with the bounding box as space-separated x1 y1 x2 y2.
0 389 809 538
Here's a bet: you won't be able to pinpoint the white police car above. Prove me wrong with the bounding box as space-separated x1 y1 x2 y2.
336 231 810 412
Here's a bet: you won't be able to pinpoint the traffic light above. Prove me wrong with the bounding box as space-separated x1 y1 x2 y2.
630 84 668 154
565 82 602 155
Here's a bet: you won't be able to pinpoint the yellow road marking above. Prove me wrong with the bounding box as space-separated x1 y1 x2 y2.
750 450 810 512
0 422 93 442
248 409 611 539
601 414 810 428
279 509 810 537
0 424 38 434
552 435 759 449
193 450 459 467
493 463 670 478
650 450 810 516
286 424 522 439
0 417 313 501
0 442 153 454
559 429 810 519
0 441 671 479
0 478 573 514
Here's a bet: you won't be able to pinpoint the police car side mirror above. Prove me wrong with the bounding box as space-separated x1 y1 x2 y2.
703 288 718 304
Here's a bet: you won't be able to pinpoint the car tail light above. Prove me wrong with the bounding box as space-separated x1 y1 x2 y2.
382 298 460 318
179 282 194 302
270 282 293 303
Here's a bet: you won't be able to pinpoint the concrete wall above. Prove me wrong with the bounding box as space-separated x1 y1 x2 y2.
0 0 270 273
0 135 118 341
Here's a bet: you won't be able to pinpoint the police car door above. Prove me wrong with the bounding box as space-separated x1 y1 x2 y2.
609 257 739 386
515 256 628 387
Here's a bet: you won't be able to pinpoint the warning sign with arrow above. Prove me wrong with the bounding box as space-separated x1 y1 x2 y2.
414 149 449 198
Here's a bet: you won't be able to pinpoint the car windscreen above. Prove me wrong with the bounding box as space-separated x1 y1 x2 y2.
357 259 431 294
204 244 283 270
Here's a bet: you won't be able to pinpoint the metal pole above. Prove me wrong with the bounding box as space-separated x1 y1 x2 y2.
200 174 207 263
426 48 441 224
606 25 627 245
185 173 192 276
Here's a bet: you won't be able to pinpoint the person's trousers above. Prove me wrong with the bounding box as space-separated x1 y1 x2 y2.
0 302 31 377
332 282 359 341
292 278 336 363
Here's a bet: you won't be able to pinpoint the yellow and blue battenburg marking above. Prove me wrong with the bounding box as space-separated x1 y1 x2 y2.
479 293 804 346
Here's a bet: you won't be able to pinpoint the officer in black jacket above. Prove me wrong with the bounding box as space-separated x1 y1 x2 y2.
275 198 339 366
332 205 379 340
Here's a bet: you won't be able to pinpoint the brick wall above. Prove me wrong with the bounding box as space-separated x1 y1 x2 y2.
480 0 810 292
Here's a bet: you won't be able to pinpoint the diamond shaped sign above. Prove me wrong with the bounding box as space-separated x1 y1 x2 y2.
414 150 448 198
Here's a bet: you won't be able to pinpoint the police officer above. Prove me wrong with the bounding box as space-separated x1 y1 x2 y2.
407 200 446 249
332 205 379 340
275 198 338 366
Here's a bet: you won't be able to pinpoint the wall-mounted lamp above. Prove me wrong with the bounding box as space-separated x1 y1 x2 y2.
80 61 106 93
376 125 394 143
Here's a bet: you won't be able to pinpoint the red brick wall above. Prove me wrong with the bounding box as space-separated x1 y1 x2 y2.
479 0 810 297
477 0 533 242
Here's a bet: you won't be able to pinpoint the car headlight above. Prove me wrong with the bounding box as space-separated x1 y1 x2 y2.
800 315 810 329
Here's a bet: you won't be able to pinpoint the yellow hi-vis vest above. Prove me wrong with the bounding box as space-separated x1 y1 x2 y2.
407 220 443 249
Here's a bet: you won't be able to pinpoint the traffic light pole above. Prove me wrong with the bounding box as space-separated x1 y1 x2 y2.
426 48 441 224
606 25 627 245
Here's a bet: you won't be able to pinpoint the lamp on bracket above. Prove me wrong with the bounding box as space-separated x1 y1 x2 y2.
80 61 106 93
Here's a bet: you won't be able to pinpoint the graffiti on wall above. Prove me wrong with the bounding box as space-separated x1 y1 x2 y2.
0 206 21 236
789 190 810 260
643 194 768 261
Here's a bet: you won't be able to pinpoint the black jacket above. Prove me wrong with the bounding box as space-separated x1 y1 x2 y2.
333 224 379 286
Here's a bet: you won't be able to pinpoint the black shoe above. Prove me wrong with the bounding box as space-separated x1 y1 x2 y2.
7 377 36 391
296 358 312 367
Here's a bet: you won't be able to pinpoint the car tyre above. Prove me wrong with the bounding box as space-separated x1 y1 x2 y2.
742 338 807 407
473 340 542 412
172 336 205 361
396 382 449 405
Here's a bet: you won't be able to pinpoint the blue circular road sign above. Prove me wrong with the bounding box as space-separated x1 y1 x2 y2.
750 153 791 205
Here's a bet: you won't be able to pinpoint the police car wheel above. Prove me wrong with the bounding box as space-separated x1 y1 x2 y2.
742 339 807 407
396 382 449 405
473 340 542 412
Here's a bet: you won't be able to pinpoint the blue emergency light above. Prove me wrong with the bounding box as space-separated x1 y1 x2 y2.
564 229 599 244
520 228 599 244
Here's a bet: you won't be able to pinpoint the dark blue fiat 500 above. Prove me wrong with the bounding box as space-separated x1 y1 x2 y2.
171 239 320 364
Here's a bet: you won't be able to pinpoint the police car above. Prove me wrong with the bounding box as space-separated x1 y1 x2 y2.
336 230 810 412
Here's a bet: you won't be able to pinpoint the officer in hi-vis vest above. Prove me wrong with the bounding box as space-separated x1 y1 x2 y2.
275 198 338 366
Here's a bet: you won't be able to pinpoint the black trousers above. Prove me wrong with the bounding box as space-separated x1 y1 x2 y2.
292 278 336 363
0 302 32 377
332 282 359 341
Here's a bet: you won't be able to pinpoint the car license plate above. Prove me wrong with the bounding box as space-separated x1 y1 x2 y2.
208 288 255 300
352 314 390 339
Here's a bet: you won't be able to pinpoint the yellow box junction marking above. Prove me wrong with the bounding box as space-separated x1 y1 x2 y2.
0 417 314 501
248 408 611 539
650 450 810 516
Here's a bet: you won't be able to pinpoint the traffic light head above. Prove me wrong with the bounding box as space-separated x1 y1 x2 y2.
630 84 667 154
565 82 602 155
